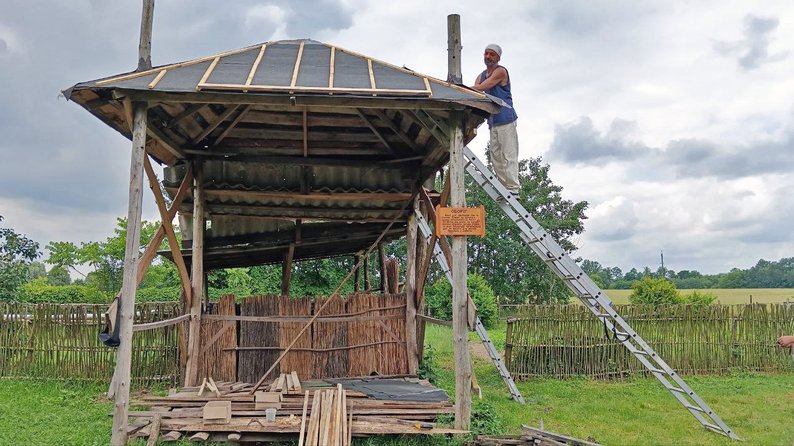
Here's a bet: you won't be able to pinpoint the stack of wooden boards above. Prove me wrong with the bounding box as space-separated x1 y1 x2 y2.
468 425 602 446
127 375 465 443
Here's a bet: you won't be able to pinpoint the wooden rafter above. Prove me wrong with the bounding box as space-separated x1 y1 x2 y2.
210 105 251 147
355 109 396 155
167 104 206 129
371 109 421 153
290 40 305 89
190 105 240 145
245 44 267 88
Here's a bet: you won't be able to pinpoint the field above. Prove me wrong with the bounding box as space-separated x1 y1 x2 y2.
2 322 793 445
602 288 794 305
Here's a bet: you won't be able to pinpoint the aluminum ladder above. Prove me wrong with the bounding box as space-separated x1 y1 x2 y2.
462 145 738 439
413 208 526 404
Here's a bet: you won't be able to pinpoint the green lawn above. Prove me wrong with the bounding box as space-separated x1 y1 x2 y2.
602 288 794 305
2 323 793 445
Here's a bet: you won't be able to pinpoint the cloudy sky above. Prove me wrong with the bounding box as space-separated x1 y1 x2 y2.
1 1 792 275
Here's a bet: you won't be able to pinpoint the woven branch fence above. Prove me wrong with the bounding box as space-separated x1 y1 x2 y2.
506 304 794 379
0 302 182 385
0 293 408 385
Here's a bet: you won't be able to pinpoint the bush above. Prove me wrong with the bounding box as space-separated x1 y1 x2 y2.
681 290 717 306
425 273 498 328
17 278 111 304
628 277 681 305
136 286 181 302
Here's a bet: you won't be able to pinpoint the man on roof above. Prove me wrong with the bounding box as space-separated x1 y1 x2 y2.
472 43 520 197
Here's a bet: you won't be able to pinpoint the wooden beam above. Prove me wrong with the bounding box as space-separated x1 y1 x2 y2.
196 188 422 204
447 13 470 432
143 156 192 303
110 99 149 446
355 109 397 155
290 40 305 89
281 243 295 297
404 208 419 375
167 104 205 129
184 161 205 387
181 152 422 168
370 109 421 153
210 105 251 147
190 105 240 145
245 44 267 88
122 90 467 110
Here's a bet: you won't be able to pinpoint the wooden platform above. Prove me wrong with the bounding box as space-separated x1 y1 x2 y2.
128 376 464 443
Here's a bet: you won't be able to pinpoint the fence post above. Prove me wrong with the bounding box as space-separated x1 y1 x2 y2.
505 318 513 371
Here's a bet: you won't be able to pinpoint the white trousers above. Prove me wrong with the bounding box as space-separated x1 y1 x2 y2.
489 120 520 194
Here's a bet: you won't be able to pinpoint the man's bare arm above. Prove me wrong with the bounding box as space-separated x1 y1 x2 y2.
472 67 507 92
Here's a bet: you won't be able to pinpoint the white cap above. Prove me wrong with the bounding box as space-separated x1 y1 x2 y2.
485 44 502 57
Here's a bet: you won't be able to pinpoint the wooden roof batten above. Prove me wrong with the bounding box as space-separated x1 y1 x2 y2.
64 38 497 269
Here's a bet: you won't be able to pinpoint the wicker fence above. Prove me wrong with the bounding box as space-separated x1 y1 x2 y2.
505 304 794 379
0 302 182 385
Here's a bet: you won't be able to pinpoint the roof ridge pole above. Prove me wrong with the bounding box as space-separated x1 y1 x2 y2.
447 13 471 431
110 2 154 444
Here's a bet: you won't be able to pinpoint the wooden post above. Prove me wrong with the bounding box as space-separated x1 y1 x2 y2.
109 101 148 446
137 0 155 71
447 14 462 84
110 2 154 444
378 243 386 292
405 210 419 375
447 13 471 431
353 255 361 292
184 161 205 387
281 243 295 297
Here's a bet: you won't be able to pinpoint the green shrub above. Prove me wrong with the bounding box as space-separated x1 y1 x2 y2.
136 286 181 302
682 289 717 306
425 273 498 328
628 276 681 305
17 278 111 303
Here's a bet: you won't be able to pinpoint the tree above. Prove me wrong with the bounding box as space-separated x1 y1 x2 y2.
46 266 72 286
629 277 681 305
0 215 41 300
466 157 588 304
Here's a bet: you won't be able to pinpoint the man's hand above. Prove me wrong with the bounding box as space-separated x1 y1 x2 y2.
777 335 794 349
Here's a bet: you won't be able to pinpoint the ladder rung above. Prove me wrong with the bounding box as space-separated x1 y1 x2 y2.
633 350 655 357
647 368 667 375
561 274 582 281
702 423 724 432
685 404 709 414
543 256 562 263
667 386 688 394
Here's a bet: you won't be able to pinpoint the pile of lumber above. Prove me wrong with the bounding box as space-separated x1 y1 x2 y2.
127 375 464 443
468 425 602 446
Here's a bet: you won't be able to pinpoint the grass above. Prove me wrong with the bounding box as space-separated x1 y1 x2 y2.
602 288 794 305
2 322 793 445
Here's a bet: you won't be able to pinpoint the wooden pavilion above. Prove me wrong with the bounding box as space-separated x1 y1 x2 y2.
65 17 498 443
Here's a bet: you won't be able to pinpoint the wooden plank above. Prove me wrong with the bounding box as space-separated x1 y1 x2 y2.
291 371 302 392
148 70 167 89
302 109 309 157
290 40 305 88
367 59 376 95
110 100 149 446
133 314 191 332
146 415 161 446
197 57 220 89
298 390 309 446
245 44 267 87
328 47 336 89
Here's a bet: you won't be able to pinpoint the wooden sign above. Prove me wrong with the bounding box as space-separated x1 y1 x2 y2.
435 206 486 237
